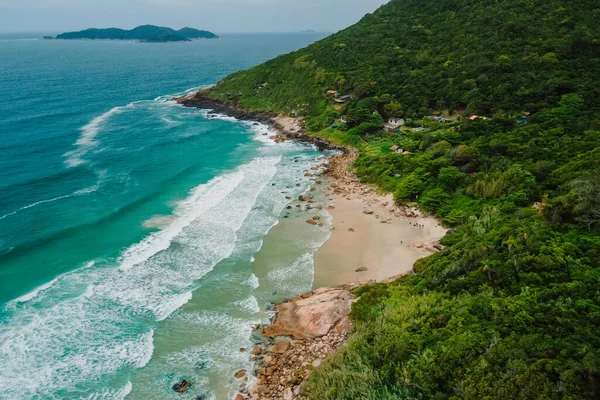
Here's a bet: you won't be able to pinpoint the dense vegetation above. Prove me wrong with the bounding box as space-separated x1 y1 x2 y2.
208 0 600 398
55 25 217 42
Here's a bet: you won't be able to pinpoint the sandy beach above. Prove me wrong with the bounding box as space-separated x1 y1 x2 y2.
311 148 446 287
267 117 447 288
313 193 446 287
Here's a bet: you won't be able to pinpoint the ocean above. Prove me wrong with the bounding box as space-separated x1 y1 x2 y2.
0 32 331 399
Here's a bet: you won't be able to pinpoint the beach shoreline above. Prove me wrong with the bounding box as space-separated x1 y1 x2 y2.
311 149 447 288
176 91 447 400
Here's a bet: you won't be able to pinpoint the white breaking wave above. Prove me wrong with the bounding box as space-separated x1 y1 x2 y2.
64 106 125 167
247 273 260 289
117 169 246 272
0 194 74 221
0 171 106 221
235 295 260 314
9 278 59 304
83 380 132 400
153 291 193 322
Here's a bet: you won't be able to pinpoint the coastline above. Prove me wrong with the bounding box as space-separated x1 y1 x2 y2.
176 90 447 400
313 150 447 288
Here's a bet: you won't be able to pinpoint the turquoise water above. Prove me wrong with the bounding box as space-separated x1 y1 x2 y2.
0 33 331 399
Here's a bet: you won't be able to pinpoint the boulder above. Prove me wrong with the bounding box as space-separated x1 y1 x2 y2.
283 387 294 400
172 380 191 393
355 267 368 272
293 385 302 396
272 339 292 354
251 347 262 355
363 209 374 215
306 219 317 225
262 287 355 339
235 370 247 379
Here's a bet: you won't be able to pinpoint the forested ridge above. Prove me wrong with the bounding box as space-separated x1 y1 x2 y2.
55 25 217 41
208 0 600 398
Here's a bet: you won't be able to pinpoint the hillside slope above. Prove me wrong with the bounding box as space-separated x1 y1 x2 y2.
207 1 600 399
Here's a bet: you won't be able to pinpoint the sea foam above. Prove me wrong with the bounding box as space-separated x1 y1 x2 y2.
64 106 126 167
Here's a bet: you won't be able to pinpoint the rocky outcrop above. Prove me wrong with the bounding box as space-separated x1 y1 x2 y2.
174 90 344 152
172 379 191 393
231 285 361 400
261 287 356 340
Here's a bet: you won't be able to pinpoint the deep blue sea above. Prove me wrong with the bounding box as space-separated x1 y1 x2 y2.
0 32 331 399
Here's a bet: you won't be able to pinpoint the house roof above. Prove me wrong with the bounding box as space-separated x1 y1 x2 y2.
390 145 400 151
326 90 338 95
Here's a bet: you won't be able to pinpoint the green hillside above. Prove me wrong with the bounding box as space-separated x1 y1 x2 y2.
208 1 600 398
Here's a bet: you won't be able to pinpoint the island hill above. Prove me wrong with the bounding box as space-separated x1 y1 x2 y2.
53 25 218 42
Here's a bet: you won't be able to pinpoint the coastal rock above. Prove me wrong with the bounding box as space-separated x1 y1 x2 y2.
355 267 368 272
235 395 244 400
306 219 318 225
363 209 374 215
172 380 191 393
251 347 262 355
262 287 354 339
235 370 247 379
273 339 292 354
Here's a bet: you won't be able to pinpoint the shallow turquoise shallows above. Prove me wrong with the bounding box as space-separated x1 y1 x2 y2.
0 32 330 399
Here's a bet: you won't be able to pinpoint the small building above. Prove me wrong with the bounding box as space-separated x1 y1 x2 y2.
384 118 405 132
340 115 347 123
326 90 338 96
334 95 352 104
402 151 413 156
390 145 402 153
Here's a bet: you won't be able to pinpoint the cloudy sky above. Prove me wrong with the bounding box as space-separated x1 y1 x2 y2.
0 0 389 33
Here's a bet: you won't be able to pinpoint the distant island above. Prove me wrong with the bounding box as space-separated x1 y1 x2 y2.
301 30 317 33
52 25 218 42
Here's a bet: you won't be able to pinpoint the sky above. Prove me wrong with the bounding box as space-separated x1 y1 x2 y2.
0 0 389 33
